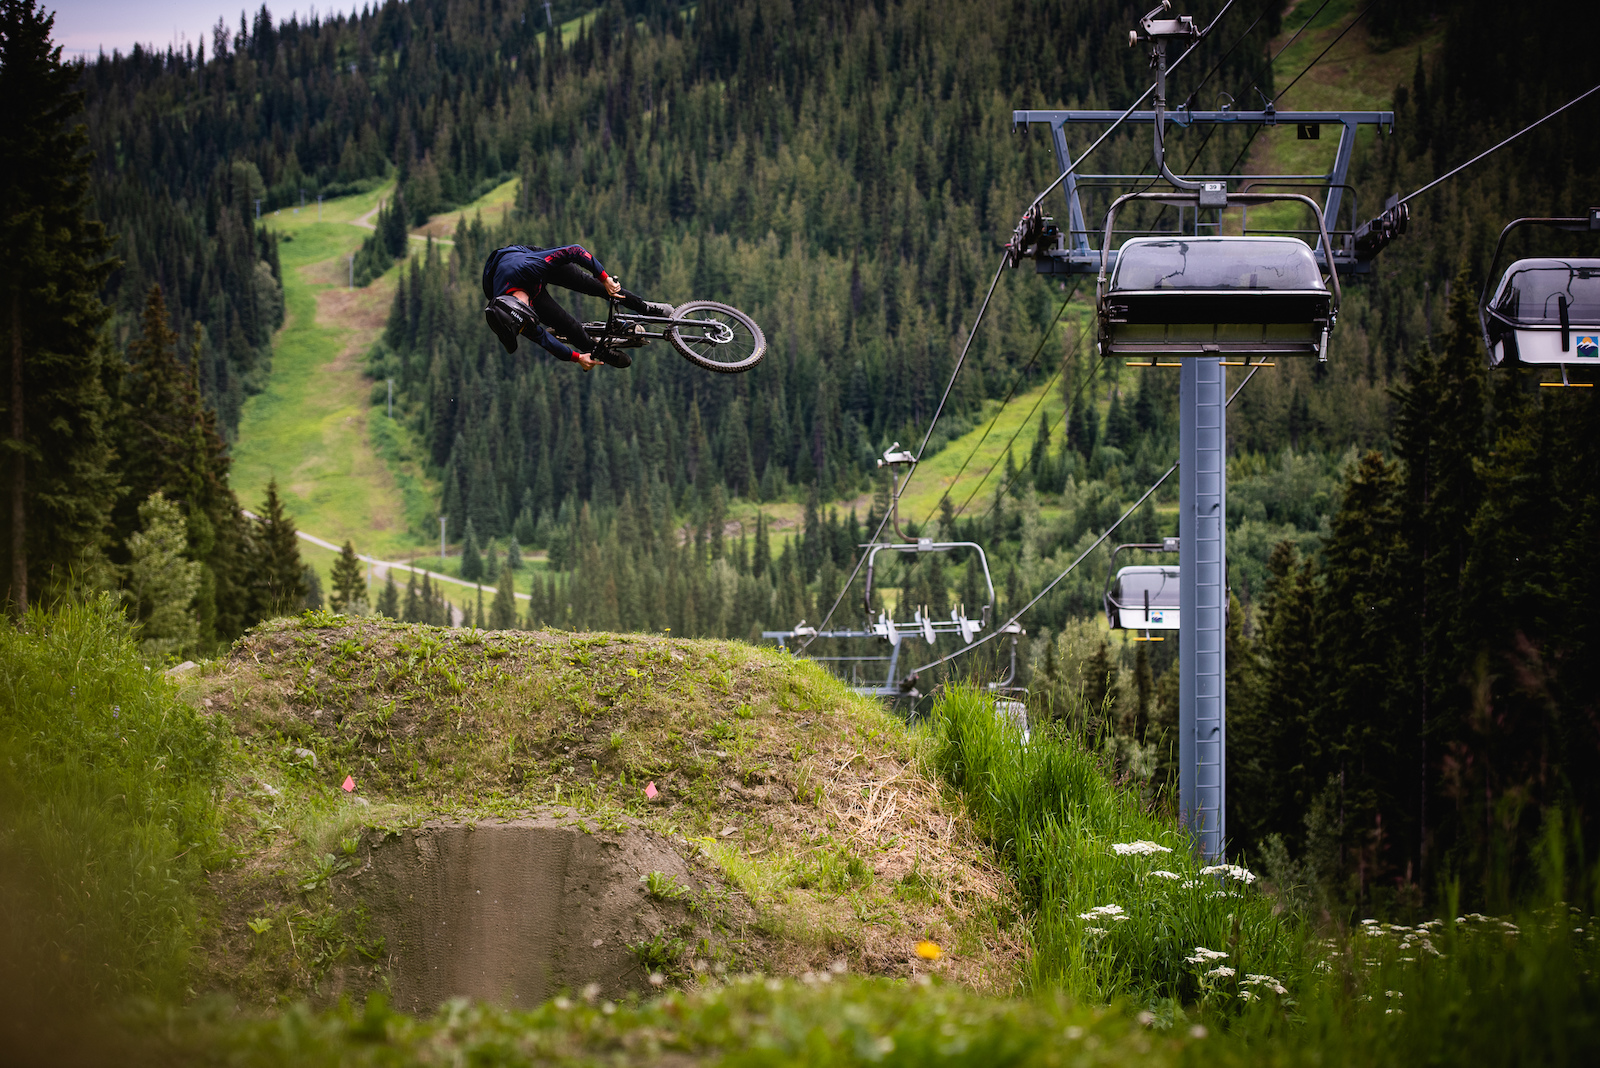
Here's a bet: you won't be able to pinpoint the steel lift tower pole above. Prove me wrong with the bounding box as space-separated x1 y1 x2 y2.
1180 358 1226 859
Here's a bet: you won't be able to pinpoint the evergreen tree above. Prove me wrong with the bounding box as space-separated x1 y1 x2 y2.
1235 540 1319 856
474 583 485 629
125 493 200 660
114 285 250 644
1 0 119 611
507 538 522 570
376 569 399 618
1391 267 1489 878
1311 453 1413 897
251 479 306 617
302 566 324 610
330 540 365 613
419 571 436 624
752 512 770 578
402 569 422 622
460 518 482 581
490 563 517 630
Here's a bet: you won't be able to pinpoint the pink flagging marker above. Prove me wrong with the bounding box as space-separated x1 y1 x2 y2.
644 781 659 800
342 775 355 792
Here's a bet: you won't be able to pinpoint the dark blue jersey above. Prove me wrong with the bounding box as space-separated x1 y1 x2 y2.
482 244 613 361
481 244 609 300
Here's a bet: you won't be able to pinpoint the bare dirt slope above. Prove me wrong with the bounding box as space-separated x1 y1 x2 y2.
184 616 1023 1010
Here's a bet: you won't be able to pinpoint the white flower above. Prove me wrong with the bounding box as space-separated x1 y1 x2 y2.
1205 965 1236 979
1239 989 1258 1002
1083 926 1108 936
1147 870 1181 880
1112 840 1172 856
1184 947 1229 964
1200 864 1258 884
1243 974 1288 995
1079 904 1128 921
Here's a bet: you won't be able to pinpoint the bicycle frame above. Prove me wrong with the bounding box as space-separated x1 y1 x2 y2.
588 300 737 352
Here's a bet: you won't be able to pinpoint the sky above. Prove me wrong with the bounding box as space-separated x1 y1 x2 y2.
48 1 363 59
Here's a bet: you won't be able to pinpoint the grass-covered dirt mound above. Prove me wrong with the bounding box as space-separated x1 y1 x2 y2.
183 614 1022 1005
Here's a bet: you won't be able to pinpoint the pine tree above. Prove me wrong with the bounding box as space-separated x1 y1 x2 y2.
376 569 399 618
1 0 119 611
490 562 517 630
330 539 365 612
114 285 249 644
1236 540 1319 855
402 569 422 622
126 493 200 660
251 479 306 617
507 538 523 570
474 583 485 629
302 566 324 610
752 512 770 578
1312 453 1412 891
460 518 482 581
419 571 436 624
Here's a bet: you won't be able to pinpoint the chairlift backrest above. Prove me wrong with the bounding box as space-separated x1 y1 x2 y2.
1480 212 1600 368
1106 565 1181 630
1102 235 1334 360
861 540 995 630
1484 258 1600 366
1102 542 1180 631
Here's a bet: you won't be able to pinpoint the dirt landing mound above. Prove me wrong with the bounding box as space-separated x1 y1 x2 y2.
350 816 707 1013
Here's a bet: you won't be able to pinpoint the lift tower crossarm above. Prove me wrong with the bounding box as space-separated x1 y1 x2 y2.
1012 109 1394 276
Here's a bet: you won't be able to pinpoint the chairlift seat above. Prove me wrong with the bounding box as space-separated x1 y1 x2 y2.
1483 257 1600 367
1100 237 1333 358
1105 565 1180 631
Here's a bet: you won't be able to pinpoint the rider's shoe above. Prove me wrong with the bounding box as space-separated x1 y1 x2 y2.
643 300 676 317
597 346 633 369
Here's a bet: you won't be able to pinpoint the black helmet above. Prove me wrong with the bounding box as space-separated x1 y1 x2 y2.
484 294 538 353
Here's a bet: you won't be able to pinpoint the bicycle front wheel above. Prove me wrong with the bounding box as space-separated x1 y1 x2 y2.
667 301 766 373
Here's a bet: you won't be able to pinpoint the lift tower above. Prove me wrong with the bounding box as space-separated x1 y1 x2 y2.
1009 2 1396 859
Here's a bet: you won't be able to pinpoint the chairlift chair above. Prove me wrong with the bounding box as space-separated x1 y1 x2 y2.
1095 188 1343 363
1480 210 1600 383
1103 540 1180 641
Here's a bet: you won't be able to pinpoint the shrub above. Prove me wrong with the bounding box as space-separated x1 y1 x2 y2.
0 596 223 1006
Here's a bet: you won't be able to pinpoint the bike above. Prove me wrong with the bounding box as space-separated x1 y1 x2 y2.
583 298 766 373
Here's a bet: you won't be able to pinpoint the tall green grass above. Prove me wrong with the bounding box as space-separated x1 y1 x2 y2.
927 685 1302 1007
0 596 223 1007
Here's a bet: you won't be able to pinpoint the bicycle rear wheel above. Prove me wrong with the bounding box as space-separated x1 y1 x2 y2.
666 301 766 373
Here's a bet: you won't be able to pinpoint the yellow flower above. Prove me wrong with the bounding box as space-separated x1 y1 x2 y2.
915 940 943 961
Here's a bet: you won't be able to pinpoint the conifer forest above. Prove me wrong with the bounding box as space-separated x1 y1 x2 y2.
5 0 1600 1061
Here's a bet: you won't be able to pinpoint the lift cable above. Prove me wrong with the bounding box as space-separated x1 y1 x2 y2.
902 361 1267 686
1221 0 1377 177
802 0 1244 648
797 256 1010 650
1182 2 1273 108
1396 82 1600 207
918 282 1082 528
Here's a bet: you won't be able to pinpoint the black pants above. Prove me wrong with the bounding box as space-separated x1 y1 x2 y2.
531 263 651 353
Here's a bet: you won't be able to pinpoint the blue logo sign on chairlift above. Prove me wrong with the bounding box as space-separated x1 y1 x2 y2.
1578 335 1599 359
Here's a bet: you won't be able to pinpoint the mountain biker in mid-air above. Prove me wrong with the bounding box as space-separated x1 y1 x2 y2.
481 243 674 369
